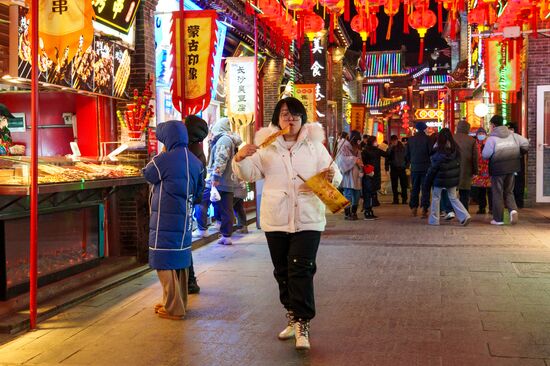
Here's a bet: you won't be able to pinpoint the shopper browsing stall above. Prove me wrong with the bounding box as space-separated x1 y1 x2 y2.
142 121 204 320
232 97 342 351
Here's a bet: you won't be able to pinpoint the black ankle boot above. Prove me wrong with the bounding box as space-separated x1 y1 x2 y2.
344 207 351 220
351 205 358 220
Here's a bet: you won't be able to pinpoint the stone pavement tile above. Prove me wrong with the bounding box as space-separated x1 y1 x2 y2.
488 340 550 358
443 355 546 366
359 352 443 366
482 319 549 332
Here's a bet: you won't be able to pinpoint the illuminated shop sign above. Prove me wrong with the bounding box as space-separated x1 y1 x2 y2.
310 36 326 119
414 108 444 120
92 0 141 34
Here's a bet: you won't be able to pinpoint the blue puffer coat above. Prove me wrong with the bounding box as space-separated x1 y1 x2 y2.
143 121 204 270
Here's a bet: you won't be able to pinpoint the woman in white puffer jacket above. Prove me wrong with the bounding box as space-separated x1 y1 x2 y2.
232 97 341 351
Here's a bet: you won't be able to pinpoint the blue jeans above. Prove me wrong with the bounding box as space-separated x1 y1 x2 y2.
410 171 430 210
429 186 471 225
441 189 453 213
343 188 361 206
361 176 376 210
194 185 234 237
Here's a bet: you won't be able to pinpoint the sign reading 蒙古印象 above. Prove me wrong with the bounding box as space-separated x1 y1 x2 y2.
170 10 218 116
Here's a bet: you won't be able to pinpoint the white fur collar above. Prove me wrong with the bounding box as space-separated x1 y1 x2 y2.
254 122 325 147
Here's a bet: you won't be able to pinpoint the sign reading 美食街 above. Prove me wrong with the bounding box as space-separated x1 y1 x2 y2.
226 57 256 128
294 84 317 123
414 109 444 121
92 0 141 35
350 104 366 133
308 36 326 120
170 10 218 116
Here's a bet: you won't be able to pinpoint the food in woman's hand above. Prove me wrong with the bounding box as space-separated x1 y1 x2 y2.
258 126 290 148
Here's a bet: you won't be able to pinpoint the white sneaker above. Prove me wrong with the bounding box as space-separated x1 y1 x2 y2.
294 320 311 350
192 229 207 239
278 312 295 340
445 212 455 220
490 220 505 226
510 210 518 225
218 236 233 245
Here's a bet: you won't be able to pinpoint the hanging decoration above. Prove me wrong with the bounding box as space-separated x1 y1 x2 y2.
483 37 522 104
30 0 94 63
383 0 400 40
408 8 436 64
226 57 256 129
170 10 218 116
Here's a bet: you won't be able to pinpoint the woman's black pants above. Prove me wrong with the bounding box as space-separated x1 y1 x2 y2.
265 231 321 321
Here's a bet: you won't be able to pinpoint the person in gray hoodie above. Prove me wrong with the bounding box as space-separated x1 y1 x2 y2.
194 117 242 245
454 119 478 211
482 115 529 225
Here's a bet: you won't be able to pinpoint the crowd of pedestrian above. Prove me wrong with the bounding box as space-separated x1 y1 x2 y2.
141 96 529 354
334 114 529 227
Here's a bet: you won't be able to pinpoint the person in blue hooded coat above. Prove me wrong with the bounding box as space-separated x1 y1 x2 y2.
143 120 204 320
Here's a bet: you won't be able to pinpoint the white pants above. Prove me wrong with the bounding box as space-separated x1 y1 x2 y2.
429 186 470 225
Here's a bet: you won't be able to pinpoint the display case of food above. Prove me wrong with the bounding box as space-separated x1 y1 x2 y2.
0 156 144 195
0 155 146 300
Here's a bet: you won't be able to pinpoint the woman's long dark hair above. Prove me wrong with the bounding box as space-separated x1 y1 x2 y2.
435 128 458 154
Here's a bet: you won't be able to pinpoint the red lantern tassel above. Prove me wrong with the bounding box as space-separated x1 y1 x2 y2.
344 0 350 22
418 38 424 64
437 2 442 33
386 15 393 40
531 6 538 38
329 14 335 43
404 4 410 34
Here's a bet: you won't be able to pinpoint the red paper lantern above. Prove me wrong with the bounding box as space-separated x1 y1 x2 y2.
302 12 325 40
283 0 315 11
408 9 436 63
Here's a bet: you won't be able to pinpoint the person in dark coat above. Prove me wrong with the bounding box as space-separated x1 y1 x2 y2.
184 115 209 294
385 135 408 204
454 119 479 211
361 136 388 220
143 121 204 320
425 128 471 226
507 122 526 208
405 122 434 218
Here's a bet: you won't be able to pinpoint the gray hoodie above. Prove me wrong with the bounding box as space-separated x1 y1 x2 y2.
482 126 529 176
207 118 243 192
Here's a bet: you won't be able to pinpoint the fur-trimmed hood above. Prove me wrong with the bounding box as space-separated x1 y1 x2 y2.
254 122 325 147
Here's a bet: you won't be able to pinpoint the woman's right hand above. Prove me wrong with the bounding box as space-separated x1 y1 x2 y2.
234 144 258 162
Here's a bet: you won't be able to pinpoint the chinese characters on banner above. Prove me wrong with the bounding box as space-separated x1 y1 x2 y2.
92 0 141 34
226 57 256 128
33 0 94 62
307 36 327 121
170 10 218 116
350 104 366 133
294 84 317 123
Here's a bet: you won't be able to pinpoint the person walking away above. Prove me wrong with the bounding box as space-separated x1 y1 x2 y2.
232 97 342 351
361 136 388 220
405 122 434 218
142 121 204 320
385 135 408 204
482 115 529 225
425 128 471 226
507 122 527 208
472 128 492 214
185 115 209 294
454 119 478 211
233 179 249 233
335 130 363 220
194 118 242 245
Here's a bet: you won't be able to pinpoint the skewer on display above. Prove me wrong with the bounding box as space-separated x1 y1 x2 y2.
118 76 155 139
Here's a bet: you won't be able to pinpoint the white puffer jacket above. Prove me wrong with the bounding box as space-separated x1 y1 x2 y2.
232 123 342 233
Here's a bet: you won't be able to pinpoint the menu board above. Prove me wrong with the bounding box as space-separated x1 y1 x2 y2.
17 11 131 99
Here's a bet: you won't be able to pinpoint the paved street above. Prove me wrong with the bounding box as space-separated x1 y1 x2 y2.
1 203 550 365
